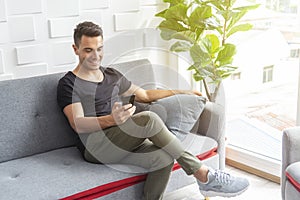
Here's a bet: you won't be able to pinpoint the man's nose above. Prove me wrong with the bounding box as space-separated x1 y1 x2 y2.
90 50 99 58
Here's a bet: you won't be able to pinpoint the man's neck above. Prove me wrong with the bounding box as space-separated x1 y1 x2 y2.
73 65 103 82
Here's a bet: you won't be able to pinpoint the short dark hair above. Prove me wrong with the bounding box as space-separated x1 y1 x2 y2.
73 21 103 47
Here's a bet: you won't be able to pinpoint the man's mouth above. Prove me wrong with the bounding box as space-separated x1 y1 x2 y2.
87 60 100 66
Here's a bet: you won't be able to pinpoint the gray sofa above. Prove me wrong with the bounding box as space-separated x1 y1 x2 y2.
0 59 225 200
282 127 300 200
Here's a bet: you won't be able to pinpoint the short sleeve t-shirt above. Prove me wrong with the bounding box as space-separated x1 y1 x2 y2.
57 66 132 117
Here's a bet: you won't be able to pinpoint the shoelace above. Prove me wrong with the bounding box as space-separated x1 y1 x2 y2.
214 170 231 185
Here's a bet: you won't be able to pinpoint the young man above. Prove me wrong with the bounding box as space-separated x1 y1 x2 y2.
57 21 249 200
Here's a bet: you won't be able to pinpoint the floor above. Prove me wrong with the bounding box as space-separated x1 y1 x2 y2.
163 165 281 200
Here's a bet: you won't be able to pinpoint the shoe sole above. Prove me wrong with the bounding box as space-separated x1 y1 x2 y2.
199 185 249 198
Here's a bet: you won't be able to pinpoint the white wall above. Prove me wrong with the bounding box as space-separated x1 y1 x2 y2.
0 0 168 80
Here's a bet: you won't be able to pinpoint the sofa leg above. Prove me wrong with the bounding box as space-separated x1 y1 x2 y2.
204 197 210 200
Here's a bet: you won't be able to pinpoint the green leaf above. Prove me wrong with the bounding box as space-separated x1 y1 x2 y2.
208 0 225 11
226 23 253 38
227 10 248 30
198 67 214 77
193 73 204 81
157 20 188 32
187 65 197 71
155 9 167 18
202 34 220 54
160 29 177 40
189 6 212 27
216 43 236 64
205 17 222 30
171 30 197 43
165 3 188 22
163 0 184 5
190 44 211 66
234 4 260 12
170 41 191 52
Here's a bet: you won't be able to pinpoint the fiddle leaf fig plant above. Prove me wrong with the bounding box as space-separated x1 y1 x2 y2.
156 0 259 101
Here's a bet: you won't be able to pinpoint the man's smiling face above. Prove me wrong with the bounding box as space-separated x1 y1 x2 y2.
73 35 104 70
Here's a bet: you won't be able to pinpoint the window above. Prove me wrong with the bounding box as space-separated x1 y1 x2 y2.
224 0 299 182
263 65 274 83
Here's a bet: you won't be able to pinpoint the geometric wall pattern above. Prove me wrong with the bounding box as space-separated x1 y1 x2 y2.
0 0 166 80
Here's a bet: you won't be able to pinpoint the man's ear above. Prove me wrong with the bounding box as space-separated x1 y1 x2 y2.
72 44 79 55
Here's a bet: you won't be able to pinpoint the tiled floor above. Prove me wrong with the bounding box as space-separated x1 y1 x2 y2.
163 165 281 200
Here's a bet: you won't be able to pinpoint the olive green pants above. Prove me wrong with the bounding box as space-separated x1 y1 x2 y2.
84 111 202 200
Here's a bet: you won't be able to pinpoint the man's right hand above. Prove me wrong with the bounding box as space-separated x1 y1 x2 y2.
111 102 136 125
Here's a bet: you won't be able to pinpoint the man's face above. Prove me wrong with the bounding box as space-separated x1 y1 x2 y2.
73 35 104 70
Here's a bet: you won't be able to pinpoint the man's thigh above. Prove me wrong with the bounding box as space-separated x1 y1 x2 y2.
119 140 174 172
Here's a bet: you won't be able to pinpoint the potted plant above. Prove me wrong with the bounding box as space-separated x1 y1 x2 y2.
155 0 259 102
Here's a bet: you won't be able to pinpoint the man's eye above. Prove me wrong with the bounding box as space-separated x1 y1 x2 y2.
85 49 92 52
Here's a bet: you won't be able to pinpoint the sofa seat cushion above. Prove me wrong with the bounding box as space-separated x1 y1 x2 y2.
0 135 217 200
286 161 300 192
0 147 145 200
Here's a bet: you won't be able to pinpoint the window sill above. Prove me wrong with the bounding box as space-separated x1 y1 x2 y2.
226 145 281 183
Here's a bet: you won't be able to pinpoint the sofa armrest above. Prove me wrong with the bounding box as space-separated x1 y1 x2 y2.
281 127 300 199
192 102 226 170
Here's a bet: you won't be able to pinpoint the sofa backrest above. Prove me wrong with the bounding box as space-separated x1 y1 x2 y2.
110 59 156 90
0 73 77 163
0 59 155 163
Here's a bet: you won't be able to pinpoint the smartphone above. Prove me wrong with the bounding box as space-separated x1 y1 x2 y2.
120 94 135 106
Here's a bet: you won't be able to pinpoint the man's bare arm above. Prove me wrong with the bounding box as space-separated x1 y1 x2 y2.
122 84 202 103
63 102 135 134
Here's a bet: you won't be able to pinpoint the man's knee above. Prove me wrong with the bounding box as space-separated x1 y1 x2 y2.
133 111 162 125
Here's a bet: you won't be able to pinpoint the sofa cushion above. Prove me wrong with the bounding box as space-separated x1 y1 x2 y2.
286 161 300 192
150 94 206 140
0 147 145 200
0 134 217 200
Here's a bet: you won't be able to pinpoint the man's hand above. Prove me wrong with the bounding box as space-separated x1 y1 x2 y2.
111 102 136 125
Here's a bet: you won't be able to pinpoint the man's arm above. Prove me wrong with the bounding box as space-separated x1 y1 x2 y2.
63 102 136 134
122 84 202 103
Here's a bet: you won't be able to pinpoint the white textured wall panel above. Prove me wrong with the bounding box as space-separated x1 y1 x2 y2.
80 0 109 10
49 18 78 38
51 42 76 65
0 0 163 80
0 0 7 22
103 30 144 64
111 0 139 12
80 11 102 26
7 0 42 15
47 0 79 17
114 12 141 31
16 45 46 65
15 63 47 79
0 23 9 44
9 16 36 42
0 49 4 74
140 6 161 28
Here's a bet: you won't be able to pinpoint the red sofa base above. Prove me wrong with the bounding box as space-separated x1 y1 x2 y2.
61 147 217 200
